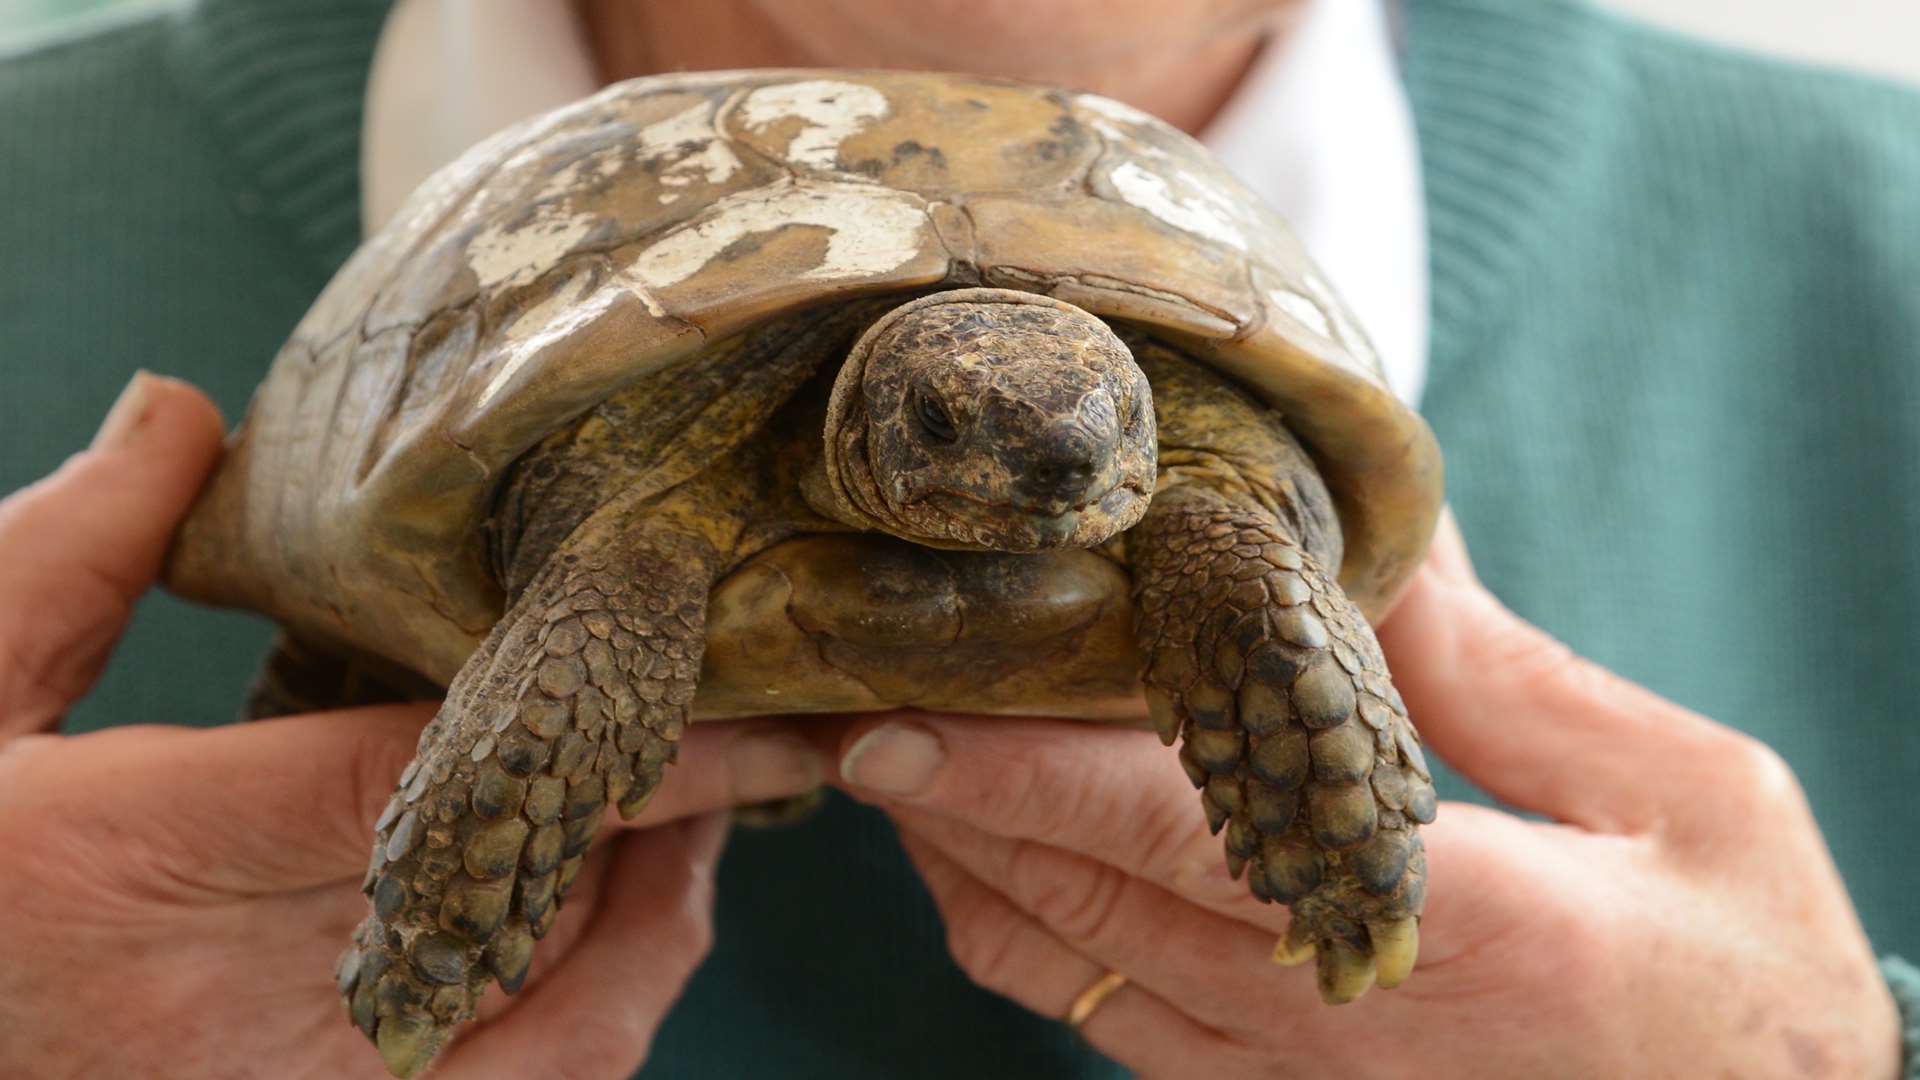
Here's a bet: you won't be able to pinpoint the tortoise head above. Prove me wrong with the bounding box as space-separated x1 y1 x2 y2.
822 288 1156 552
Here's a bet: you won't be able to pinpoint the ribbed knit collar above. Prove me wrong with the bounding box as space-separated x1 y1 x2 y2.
161 0 1620 374
164 0 392 279
1400 0 1625 373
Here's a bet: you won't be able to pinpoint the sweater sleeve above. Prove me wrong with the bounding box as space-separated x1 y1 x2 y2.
1886 956 1920 1080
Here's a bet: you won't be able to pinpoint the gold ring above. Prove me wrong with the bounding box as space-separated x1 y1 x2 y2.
1064 971 1128 1029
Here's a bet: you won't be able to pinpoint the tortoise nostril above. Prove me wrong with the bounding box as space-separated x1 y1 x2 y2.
1023 436 1102 502
1031 463 1076 487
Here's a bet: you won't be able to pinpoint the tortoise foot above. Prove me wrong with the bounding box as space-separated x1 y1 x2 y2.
337 533 702 1075
1135 500 1436 1003
335 649 648 1077
1270 870 1427 1002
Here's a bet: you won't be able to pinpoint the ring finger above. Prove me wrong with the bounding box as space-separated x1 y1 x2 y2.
898 809 1328 1044
895 828 1245 1078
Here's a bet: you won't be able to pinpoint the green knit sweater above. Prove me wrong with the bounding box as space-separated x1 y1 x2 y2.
3 1 1916 1075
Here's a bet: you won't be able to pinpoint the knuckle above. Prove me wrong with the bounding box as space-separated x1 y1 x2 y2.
637 826 721 972
1712 731 1804 813
977 747 1093 842
1468 606 1696 737
944 898 1028 994
1456 590 1567 673
666 892 717 972
1008 841 1130 946
1490 624 1592 705
1130 785 1215 882
1459 599 1626 715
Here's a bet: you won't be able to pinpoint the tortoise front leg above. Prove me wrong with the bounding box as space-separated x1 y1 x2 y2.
1132 488 1436 1003
335 510 719 1076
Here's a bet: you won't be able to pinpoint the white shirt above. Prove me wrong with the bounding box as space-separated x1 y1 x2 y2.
361 0 1428 404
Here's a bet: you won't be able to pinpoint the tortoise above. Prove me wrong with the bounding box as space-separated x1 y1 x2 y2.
164 69 1444 1076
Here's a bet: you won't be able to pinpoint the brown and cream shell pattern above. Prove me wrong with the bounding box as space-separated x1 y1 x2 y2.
169 69 1440 694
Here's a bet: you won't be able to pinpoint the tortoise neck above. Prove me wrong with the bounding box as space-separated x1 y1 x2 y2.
806 397 904 538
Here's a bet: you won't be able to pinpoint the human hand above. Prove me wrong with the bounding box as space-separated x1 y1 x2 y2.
817 514 1902 1079
0 375 824 1078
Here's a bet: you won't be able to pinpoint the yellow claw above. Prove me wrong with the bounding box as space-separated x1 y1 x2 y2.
1271 920 1316 967
1315 940 1376 1004
375 1015 437 1078
1369 917 1420 989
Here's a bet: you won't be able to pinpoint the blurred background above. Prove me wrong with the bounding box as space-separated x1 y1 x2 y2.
3 0 1919 87
1605 0 1920 85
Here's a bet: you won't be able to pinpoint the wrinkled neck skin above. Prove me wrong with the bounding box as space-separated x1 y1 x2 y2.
820 394 913 538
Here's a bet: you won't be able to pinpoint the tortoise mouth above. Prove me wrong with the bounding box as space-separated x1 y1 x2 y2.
915 480 1150 551
915 479 1134 517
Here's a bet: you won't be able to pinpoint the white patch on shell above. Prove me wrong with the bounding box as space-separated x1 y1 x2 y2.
466 101 745 287
466 204 598 291
1107 160 1247 251
1077 93 1160 128
1268 288 1333 339
636 101 741 196
1076 94 1173 159
738 80 889 172
475 268 666 409
632 179 929 289
1308 271 1380 370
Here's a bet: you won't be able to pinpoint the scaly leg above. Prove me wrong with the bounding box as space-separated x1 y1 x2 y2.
333 507 718 1076
1133 488 1435 1003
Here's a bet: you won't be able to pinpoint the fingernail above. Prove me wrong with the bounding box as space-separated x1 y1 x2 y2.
726 732 822 803
840 721 944 796
92 370 155 451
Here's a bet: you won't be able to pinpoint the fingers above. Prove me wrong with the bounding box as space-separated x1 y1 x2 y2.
1375 509 1778 835
438 813 728 1077
13 710 816 896
0 373 225 736
893 829 1239 1079
621 724 821 829
819 709 1588 984
896 808 1287 1032
895 796 1621 1072
819 713 1289 936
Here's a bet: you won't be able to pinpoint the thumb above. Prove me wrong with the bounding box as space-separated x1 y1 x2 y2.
1376 510 1753 835
0 373 225 735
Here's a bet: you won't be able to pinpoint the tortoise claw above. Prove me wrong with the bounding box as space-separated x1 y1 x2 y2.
1271 923 1316 967
1369 916 1420 988
375 1015 437 1078
1316 940 1378 1004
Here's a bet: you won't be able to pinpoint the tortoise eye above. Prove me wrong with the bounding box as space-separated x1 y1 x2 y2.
1123 394 1145 433
914 391 959 444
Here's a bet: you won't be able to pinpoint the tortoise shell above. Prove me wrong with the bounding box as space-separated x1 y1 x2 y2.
168 69 1442 695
